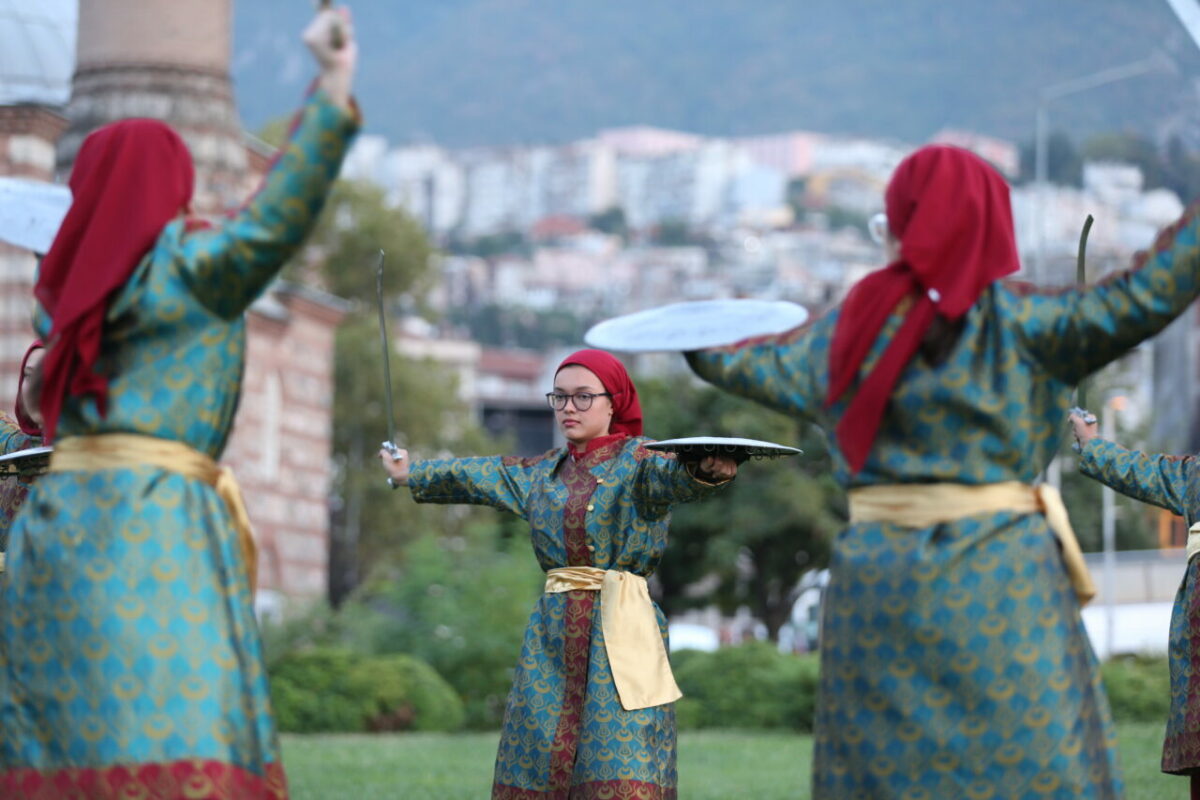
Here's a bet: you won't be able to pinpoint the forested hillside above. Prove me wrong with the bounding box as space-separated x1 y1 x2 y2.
233 0 1200 148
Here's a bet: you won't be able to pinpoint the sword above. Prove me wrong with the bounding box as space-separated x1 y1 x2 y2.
1074 214 1094 410
1069 214 1097 451
376 250 402 488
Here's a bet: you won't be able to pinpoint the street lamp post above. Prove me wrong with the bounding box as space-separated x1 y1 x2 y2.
1032 53 1172 282
1100 397 1118 658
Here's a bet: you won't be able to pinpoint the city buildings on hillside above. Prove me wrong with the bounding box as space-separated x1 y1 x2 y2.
343 125 922 240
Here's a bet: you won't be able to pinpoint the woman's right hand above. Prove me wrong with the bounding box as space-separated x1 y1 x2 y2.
378 446 409 486
303 5 357 110
1068 408 1099 452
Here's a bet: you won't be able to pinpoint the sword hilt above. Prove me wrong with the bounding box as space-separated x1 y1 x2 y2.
382 440 403 489
1067 407 1097 453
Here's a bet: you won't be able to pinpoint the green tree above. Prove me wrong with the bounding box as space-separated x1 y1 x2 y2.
445 230 530 259
447 302 587 349
786 177 809 222
264 164 475 603
336 520 544 728
638 374 842 641
824 206 870 236
1164 136 1200 203
328 320 501 604
651 219 693 246
257 112 434 302
1018 131 1083 186
291 180 434 303
588 206 629 240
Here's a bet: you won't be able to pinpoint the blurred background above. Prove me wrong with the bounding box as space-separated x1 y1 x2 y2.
1 2 1197 795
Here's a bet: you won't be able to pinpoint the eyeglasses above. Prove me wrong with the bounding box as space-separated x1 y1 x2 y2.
546 391 611 411
868 213 890 246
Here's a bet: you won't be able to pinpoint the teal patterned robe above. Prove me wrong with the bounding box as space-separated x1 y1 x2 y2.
1079 438 1200 776
687 205 1200 799
0 412 40 555
0 91 357 799
408 435 727 800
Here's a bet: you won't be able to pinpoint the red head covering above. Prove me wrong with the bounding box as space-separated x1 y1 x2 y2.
15 340 44 437
556 349 643 437
35 119 195 441
826 145 1020 474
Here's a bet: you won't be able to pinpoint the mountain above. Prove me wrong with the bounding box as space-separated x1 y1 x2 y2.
231 0 1200 149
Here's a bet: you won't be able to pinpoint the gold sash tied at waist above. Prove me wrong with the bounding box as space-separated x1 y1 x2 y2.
50 434 258 592
544 566 683 710
848 481 1096 605
1187 523 1200 562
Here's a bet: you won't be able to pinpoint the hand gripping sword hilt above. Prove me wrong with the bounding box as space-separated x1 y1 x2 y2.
382 440 403 489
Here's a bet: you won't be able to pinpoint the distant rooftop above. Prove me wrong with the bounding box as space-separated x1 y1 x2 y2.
0 0 77 107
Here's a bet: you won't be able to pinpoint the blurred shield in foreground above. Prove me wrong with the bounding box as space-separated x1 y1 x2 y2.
0 445 52 478
584 299 808 353
0 177 71 253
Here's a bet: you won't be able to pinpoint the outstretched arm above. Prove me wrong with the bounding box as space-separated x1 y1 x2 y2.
178 8 360 318
1072 412 1197 516
0 412 37 455
1016 203 1200 385
685 317 826 422
632 447 735 521
385 447 548 519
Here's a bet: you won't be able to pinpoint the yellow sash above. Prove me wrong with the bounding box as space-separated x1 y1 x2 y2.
545 565 682 710
50 434 258 591
1187 523 1200 562
848 481 1096 605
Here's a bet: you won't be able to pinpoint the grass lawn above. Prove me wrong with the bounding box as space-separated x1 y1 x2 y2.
282 721 1178 799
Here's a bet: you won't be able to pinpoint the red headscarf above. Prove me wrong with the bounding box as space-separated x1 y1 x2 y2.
556 349 643 437
826 145 1020 474
35 119 195 441
15 340 44 437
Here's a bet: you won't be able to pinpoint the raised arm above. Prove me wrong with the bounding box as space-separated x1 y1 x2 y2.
1014 203 1200 385
685 316 827 422
632 445 733 521
178 9 359 318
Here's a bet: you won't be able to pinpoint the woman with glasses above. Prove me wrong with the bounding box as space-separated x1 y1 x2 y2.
379 348 736 800
683 144 1200 799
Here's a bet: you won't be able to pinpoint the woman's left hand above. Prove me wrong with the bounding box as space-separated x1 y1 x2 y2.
697 455 738 482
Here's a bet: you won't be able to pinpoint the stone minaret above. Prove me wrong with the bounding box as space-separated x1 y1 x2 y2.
58 0 252 212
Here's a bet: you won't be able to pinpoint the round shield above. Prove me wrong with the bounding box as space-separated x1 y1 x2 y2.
0 177 71 254
645 436 801 465
584 299 808 353
0 445 52 478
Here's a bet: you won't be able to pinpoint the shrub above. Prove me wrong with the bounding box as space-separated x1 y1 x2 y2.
673 642 819 731
338 521 544 729
269 647 464 733
1101 654 1170 722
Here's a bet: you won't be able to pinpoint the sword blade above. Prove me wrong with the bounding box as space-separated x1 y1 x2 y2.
375 249 398 451
1075 214 1094 410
